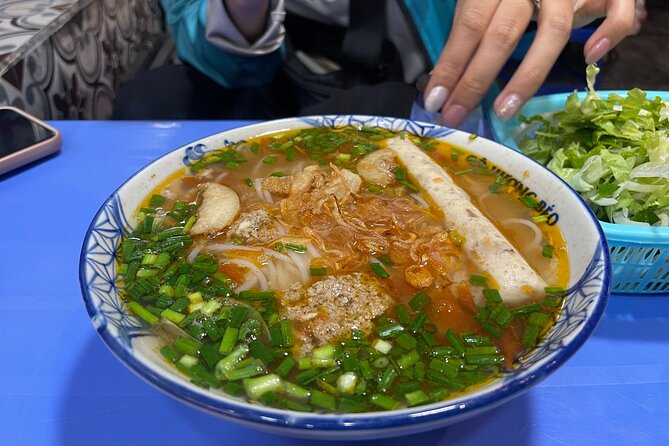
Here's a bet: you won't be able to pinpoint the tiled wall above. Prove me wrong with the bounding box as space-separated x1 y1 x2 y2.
0 0 168 119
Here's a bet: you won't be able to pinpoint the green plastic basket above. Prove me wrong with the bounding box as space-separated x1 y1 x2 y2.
489 90 669 294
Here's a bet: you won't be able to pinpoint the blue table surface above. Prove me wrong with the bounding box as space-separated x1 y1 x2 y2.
1 120 668 445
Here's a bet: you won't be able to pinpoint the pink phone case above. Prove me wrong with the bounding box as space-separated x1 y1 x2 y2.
0 106 62 176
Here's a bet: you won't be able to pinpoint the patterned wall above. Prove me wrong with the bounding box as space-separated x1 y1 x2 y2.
0 0 168 119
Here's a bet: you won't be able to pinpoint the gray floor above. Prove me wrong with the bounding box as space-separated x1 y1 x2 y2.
600 0 669 90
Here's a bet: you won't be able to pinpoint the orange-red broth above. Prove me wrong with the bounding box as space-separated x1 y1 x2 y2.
143 128 569 365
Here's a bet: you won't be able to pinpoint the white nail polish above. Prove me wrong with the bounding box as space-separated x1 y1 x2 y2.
425 86 448 113
496 93 523 121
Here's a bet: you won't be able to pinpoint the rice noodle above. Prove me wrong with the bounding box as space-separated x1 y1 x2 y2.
410 193 430 209
224 258 268 290
214 171 229 183
306 242 319 258
262 248 292 262
286 251 310 283
251 177 274 203
206 243 263 253
264 259 277 288
500 218 543 251
274 220 288 235
187 244 205 263
235 275 259 292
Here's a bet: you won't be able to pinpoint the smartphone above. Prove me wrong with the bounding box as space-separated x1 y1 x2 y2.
0 106 62 176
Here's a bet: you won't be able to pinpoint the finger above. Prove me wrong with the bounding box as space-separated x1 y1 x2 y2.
423 0 499 113
494 0 574 120
440 0 534 127
584 0 635 64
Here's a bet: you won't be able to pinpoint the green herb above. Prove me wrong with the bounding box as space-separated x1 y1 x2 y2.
542 244 555 258
149 194 166 207
469 275 487 286
309 267 327 276
518 64 669 226
370 262 390 278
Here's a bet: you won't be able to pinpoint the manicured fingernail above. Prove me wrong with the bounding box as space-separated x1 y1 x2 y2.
495 93 523 121
424 86 448 113
442 104 468 128
585 38 610 64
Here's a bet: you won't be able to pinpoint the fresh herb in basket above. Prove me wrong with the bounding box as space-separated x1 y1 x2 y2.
518 64 669 226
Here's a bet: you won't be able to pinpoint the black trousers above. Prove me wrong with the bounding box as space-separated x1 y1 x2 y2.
112 64 418 121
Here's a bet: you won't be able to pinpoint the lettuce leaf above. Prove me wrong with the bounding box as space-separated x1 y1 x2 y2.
518 65 669 226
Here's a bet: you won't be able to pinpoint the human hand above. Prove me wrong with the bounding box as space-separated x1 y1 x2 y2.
224 0 270 42
424 0 637 128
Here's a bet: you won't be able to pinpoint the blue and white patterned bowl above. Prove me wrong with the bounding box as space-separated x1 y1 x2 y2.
79 116 611 440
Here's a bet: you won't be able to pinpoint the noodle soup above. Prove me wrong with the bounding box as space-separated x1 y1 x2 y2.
118 126 568 412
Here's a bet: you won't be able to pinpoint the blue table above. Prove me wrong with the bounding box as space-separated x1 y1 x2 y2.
1 121 668 445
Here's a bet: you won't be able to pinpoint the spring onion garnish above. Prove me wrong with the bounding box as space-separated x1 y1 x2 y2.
309 267 327 276
149 194 166 207
274 243 307 253
519 195 539 209
369 262 390 278
409 291 431 311
469 274 487 286
262 156 277 165
540 245 554 258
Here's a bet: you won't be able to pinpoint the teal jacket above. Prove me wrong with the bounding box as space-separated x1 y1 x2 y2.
160 0 456 89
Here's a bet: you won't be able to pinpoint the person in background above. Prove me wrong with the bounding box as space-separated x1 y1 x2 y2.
114 0 639 127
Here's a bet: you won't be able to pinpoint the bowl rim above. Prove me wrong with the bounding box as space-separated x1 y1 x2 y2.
79 115 611 433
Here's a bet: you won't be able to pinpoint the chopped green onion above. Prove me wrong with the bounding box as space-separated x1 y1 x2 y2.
160 308 185 325
376 322 404 338
160 345 179 363
274 243 307 253
173 336 202 357
249 339 275 365
370 394 400 410
311 390 336 411
542 244 555 258
397 350 420 369
482 288 503 304
372 339 393 354
377 367 398 392
519 195 539 209
227 306 249 328
370 262 390 278
309 267 327 276
409 312 427 333
243 374 282 400
218 327 239 354
445 329 465 354
149 194 166 207
127 301 159 325
215 344 249 378
469 275 487 286
337 372 358 394
238 290 275 300
409 291 431 311
262 156 277 165
395 304 410 325
405 390 430 407
544 286 565 295
395 332 417 350
275 357 296 377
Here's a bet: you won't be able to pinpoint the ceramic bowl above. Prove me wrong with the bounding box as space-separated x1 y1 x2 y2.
80 115 611 440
